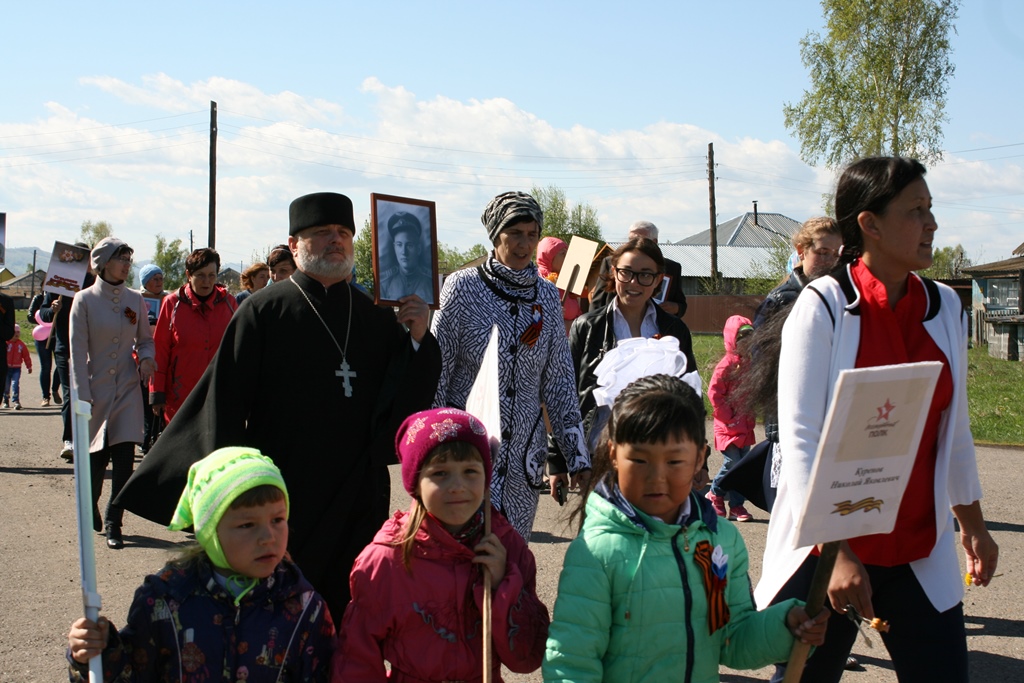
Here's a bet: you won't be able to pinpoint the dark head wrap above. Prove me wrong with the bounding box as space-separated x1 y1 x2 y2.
481 191 543 243
388 211 422 239
289 192 355 236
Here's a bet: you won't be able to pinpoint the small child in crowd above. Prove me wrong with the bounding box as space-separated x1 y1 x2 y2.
67 447 336 682
334 407 549 681
4 324 32 410
706 315 757 522
543 374 827 683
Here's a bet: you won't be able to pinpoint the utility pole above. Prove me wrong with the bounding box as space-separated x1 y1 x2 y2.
30 249 37 301
707 143 719 292
208 100 217 249
189 229 194 253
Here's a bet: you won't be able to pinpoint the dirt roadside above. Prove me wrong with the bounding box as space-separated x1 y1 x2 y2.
0 361 1020 682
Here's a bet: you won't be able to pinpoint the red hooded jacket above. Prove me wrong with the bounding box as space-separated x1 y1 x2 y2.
708 315 756 451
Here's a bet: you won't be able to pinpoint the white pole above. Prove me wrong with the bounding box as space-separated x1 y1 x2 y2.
71 377 102 683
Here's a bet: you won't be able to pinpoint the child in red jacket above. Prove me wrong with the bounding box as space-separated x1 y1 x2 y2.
4 324 32 410
334 408 549 682
706 315 756 522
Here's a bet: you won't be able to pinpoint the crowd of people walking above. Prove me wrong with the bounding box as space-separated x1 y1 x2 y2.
1 155 998 682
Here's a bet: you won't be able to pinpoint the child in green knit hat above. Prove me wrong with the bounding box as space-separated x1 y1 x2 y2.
67 447 337 682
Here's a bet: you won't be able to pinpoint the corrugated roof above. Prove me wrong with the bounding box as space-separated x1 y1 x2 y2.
962 256 1024 276
605 243 781 279
676 212 800 248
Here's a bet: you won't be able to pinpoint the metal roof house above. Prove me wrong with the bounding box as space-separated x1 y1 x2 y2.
621 211 801 295
961 241 1024 360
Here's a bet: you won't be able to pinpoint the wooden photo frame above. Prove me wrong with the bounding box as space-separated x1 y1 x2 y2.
370 193 439 308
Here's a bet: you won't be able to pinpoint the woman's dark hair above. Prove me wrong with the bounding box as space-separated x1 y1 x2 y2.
267 244 296 269
603 237 665 292
732 301 793 421
573 374 706 528
835 156 927 264
185 247 221 276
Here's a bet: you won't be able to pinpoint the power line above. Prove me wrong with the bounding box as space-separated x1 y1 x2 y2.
0 110 208 140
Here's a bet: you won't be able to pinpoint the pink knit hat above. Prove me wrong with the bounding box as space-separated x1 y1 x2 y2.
395 408 493 496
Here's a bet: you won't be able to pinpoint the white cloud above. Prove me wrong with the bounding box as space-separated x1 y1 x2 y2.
2 76 1021 267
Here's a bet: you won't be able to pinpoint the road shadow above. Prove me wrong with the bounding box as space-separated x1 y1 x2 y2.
530 530 572 545
0 464 74 476
122 535 190 550
970 650 1024 678
965 614 1024 638
985 520 1024 533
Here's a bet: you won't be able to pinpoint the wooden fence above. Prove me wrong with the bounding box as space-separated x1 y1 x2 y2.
682 295 765 334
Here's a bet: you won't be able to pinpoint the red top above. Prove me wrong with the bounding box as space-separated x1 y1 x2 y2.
847 260 952 566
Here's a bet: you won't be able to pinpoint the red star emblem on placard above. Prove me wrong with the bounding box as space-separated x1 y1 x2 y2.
876 399 895 421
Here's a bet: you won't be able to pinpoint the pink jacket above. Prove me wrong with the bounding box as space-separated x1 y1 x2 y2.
334 506 549 682
149 283 236 422
6 339 31 370
708 315 756 451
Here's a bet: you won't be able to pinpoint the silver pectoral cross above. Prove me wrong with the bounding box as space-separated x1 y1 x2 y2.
336 359 357 397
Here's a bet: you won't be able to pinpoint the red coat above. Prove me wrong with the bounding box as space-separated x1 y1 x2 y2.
6 339 31 370
334 506 549 682
149 284 236 422
709 315 756 451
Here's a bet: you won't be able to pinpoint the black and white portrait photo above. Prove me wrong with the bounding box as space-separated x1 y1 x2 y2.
370 194 439 307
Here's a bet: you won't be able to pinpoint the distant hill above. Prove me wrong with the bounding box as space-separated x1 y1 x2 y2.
2 246 51 274
2 245 148 283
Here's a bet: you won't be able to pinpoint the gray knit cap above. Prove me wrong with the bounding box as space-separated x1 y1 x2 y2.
91 237 132 274
481 191 543 243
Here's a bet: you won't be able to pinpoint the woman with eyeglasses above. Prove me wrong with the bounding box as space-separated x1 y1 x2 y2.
149 248 237 426
69 237 156 548
562 237 698 454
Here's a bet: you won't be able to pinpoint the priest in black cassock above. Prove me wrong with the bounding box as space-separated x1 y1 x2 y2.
115 192 441 620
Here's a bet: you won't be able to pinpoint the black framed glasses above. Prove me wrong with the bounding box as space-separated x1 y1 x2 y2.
614 267 658 286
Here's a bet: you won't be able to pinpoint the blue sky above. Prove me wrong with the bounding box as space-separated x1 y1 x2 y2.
2 1 1022 269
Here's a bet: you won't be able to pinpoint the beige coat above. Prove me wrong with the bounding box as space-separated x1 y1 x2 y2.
70 278 155 452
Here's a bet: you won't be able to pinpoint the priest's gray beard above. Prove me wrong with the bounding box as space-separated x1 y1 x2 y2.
295 241 354 282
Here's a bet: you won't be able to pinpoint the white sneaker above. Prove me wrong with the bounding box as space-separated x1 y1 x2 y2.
60 441 74 461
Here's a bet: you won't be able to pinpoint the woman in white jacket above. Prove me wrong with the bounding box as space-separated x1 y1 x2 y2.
70 237 156 549
756 157 999 683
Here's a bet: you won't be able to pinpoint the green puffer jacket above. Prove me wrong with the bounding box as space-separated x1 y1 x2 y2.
544 487 800 683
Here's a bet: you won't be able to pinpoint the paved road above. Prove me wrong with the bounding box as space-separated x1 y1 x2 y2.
1 371 1021 682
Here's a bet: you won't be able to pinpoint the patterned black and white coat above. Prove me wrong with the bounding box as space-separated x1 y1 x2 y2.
431 256 589 540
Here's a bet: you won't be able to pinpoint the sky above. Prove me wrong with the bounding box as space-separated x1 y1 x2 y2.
1 0 1022 272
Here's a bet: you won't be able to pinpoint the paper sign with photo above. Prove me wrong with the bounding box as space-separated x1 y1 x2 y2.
792 361 943 548
43 242 91 296
651 275 671 304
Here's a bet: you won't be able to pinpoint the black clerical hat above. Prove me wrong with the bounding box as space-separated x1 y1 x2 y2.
289 192 355 236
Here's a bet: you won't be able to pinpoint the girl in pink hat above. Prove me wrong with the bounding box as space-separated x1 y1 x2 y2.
334 407 549 682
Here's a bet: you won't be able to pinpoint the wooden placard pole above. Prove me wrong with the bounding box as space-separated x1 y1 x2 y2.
781 541 840 683
482 489 493 683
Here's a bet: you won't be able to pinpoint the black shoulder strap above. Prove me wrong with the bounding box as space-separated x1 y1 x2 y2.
919 275 942 322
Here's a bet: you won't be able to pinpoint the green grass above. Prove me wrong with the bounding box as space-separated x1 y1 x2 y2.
692 333 1024 447
966 345 1024 446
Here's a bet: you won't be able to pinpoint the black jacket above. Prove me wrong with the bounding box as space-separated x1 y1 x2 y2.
547 302 698 473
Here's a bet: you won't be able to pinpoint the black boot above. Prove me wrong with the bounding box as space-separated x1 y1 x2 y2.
105 505 124 549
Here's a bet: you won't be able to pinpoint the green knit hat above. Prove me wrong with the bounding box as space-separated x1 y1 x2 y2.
168 447 289 571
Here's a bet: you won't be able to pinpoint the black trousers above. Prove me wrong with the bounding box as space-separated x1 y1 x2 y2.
770 554 969 683
90 441 135 528
54 351 72 442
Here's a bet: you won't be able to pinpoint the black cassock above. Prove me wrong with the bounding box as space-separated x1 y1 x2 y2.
116 270 441 620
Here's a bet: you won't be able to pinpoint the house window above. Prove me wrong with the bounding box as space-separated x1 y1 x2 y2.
987 278 1018 307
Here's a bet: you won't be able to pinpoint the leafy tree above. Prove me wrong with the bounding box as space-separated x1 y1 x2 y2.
784 0 959 168
918 243 971 279
152 234 189 290
79 220 113 248
743 239 795 295
530 185 603 244
353 219 375 292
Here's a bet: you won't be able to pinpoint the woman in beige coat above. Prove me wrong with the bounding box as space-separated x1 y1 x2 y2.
70 237 156 549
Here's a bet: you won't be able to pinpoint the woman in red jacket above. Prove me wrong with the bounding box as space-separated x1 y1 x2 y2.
150 248 236 423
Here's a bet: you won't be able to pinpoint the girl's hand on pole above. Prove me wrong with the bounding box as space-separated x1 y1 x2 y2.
473 532 507 586
68 616 109 664
786 606 829 645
